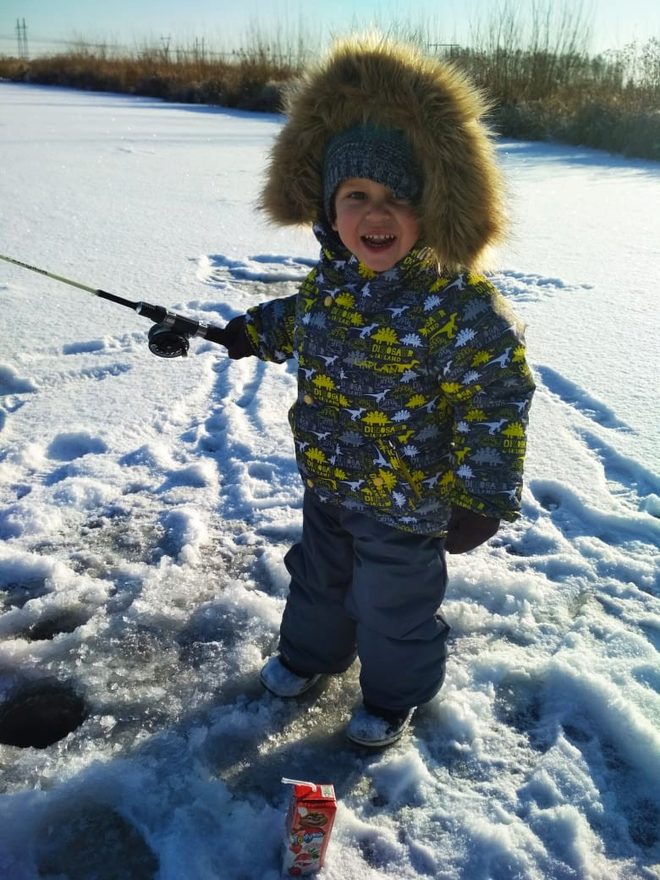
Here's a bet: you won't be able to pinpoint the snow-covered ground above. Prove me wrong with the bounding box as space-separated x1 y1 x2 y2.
0 83 659 880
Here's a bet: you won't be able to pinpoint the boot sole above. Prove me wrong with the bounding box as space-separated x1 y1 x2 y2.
259 671 322 698
346 716 412 748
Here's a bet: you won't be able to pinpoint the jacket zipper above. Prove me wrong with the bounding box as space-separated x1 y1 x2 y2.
379 439 423 501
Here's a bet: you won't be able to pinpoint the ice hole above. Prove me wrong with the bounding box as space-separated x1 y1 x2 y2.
0 682 87 748
26 609 89 641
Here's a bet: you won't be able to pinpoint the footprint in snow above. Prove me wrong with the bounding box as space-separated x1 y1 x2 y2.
494 672 551 752
196 252 313 299
576 426 660 513
78 363 132 381
61 333 143 357
1 576 50 609
490 269 593 304
34 362 132 392
535 364 632 431
47 431 108 462
0 363 38 395
62 339 109 355
0 365 38 432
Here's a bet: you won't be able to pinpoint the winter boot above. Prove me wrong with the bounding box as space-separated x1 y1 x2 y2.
259 655 321 697
346 702 415 747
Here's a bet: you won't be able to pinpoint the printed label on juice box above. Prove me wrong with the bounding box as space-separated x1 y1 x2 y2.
282 780 337 876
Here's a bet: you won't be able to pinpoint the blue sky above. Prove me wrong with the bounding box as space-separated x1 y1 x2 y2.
2 0 659 56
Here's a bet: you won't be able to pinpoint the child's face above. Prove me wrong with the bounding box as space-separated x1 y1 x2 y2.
332 178 420 273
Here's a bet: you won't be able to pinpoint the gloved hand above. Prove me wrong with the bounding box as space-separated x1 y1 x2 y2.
444 505 500 554
223 315 254 360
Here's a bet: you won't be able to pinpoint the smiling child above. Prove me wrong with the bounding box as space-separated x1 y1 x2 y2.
218 35 535 747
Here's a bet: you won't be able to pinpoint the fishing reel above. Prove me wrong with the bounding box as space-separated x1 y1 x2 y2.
144 310 228 358
147 322 191 358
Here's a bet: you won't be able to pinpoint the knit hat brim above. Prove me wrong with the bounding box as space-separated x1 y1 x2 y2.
322 125 422 221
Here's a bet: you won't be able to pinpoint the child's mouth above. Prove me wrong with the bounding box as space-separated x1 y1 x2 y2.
361 233 396 250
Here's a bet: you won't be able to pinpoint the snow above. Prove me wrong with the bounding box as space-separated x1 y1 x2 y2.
0 82 659 880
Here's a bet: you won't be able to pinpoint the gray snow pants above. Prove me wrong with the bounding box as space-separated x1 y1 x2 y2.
278 491 450 712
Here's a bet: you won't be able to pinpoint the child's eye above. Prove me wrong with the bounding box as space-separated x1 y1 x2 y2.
346 190 366 200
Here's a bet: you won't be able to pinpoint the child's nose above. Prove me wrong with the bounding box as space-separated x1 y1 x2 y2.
367 198 391 215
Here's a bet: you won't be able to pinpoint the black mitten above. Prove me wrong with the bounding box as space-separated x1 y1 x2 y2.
445 505 500 554
223 315 255 360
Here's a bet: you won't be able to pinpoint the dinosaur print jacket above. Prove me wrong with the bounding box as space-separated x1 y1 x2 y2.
244 226 535 535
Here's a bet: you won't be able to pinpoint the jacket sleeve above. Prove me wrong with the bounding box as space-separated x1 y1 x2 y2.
433 282 535 521
244 293 298 363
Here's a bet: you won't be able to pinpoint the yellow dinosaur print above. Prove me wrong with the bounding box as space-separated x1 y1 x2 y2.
502 422 525 438
371 469 398 491
438 472 456 498
472 350 491 366
440 381 474 402
429 277 450 292
363 411 390 426
419 314 449 338
335 291 356 308
305 447 327 464
454 446 471 464
313 374 337 391
396 428 415 444
440 381 462 397
372 327 399 344
437 313 458 339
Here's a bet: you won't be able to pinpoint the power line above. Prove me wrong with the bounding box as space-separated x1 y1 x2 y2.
0 34 119 48
0 32 312 64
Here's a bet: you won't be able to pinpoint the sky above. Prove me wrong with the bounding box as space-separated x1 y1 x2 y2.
1 0 659 58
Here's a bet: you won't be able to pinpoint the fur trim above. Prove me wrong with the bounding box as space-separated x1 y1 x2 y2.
258 34 506 271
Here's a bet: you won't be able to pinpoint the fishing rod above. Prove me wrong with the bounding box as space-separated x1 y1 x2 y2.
0 253 229 358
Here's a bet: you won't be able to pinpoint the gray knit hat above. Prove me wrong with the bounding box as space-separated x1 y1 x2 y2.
322 124 422 221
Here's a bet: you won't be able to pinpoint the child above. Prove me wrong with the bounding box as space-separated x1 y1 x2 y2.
219 36 535 747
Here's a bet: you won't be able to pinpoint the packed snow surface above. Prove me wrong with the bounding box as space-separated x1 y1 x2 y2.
0 84 659 880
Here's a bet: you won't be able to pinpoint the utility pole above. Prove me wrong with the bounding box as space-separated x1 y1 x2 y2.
16 18 29 60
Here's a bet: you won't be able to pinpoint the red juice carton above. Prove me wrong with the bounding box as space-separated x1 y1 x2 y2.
282 778 337 876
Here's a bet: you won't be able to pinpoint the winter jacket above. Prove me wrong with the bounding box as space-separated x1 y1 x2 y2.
244 224 535 535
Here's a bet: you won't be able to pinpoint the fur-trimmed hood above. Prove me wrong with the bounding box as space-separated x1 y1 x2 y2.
259 34 506 271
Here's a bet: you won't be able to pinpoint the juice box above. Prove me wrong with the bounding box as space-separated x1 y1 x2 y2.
282 779 337 876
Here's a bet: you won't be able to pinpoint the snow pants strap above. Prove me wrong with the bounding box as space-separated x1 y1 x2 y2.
278 492 450 712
